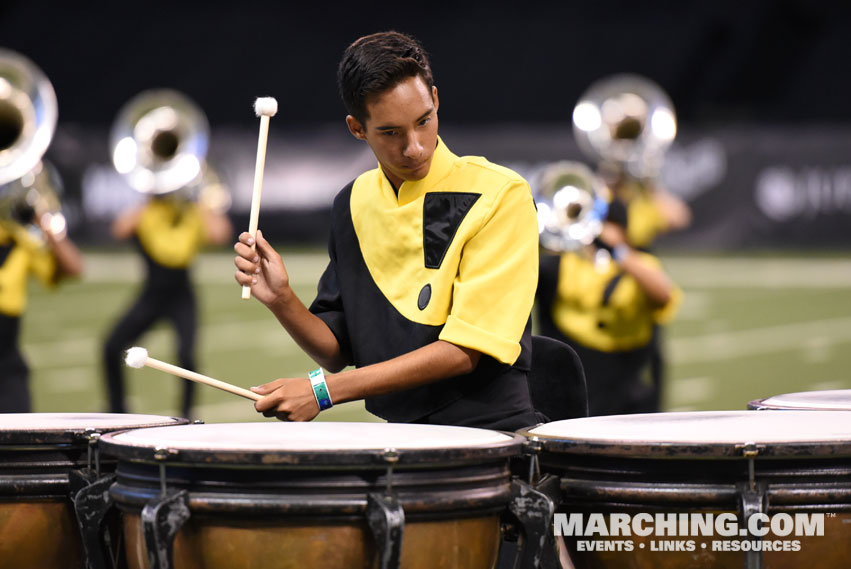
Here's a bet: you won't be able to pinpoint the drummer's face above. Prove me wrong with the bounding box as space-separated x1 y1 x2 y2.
346 75 439 191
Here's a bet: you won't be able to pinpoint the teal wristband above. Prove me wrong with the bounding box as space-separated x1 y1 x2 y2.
309 368 333 411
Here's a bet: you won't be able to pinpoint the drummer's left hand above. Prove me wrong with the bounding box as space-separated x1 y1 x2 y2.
251 378 319 422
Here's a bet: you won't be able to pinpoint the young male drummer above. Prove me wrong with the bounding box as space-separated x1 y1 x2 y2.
234 31 541 430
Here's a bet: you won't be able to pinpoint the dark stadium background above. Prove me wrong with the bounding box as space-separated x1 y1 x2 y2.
4 1 848 126
4 1 851 249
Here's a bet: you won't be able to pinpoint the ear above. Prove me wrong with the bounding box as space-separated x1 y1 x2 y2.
345 115 366 140
432 85 439 113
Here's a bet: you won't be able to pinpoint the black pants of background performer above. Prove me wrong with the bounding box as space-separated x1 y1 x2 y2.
0 351 30 413
103 283 197 417
566 339 656 416
0 314 31 412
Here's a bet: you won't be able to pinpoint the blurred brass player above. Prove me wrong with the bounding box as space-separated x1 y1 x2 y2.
0 49 84 412
572 75 691 410
535 162 681 415
102 90 232 417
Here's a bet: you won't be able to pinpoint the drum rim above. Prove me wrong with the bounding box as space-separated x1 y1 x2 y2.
520 438 851 459
0 413 189 445
98 427 526 467
517 410 851 459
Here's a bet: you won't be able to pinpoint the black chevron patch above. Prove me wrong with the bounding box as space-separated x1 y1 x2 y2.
422 192 480 269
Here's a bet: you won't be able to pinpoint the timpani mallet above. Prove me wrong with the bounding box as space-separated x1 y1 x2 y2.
125 347 262 401
242 96 279 300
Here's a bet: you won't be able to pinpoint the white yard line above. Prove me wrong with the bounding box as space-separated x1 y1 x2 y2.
663 257 851 288
668 315 851 364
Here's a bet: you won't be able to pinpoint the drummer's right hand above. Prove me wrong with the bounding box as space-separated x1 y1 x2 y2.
234 230 291 306
252 377 319 422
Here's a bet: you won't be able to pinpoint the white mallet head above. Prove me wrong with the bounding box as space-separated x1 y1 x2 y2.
125 347 149 369
254 97 278 117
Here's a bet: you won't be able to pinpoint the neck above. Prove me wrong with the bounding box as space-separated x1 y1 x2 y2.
382 168 403 192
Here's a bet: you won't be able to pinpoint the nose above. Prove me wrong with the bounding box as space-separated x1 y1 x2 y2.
402 131 423 159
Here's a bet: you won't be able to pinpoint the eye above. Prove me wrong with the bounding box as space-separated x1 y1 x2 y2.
419 117 431 126
382 130 398 136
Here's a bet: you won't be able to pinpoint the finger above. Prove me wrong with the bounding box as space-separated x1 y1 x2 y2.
250 379 282 395
238 231 256 246
254 229 277 258
234 241 259 261
234 272 255 287
253 389 282 412
255 398 275 414
234 256 259 273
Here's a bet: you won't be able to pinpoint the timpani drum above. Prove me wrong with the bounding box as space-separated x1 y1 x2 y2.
98 422 525 569
0 413 188 569
749 389 851 410
519 411 851 569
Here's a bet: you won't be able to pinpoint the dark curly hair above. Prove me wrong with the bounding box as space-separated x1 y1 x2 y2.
337 31 435 125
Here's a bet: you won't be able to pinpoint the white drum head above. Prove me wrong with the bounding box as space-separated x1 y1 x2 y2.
756 390 851 410
0 412 184 432
0 413 187 445
108 421 513 451
100 422 520 467
525 410 851 457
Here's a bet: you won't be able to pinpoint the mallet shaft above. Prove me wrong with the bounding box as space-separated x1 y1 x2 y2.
144 356 262 401
242 114 272 300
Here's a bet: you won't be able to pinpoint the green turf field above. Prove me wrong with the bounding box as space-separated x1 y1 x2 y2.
21 249 851 423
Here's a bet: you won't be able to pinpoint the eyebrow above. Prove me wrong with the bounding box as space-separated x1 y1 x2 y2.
374 108 434 131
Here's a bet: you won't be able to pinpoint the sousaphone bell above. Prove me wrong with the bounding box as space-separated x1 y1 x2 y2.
0 48 66 237
110 89 230 212
572 74 677 180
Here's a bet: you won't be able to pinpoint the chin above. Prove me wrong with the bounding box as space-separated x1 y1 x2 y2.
407 164 432 180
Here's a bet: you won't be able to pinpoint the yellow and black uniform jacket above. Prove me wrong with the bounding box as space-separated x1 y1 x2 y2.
627 193 668 250
538 249 681 353
0 222 59 355
310 138 539 424
135 198 205 289
615 179 668 250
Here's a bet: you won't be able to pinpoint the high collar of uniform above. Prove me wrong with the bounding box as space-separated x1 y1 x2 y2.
381 136 456 205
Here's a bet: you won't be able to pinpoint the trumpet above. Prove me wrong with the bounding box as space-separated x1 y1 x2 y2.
110 89 230 212
572 74 676 180
0 48 66 237
534 160 610 253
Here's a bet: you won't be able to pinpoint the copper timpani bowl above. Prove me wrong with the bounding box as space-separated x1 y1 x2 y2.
0 413 188 569
518 410 851 569
98 421 526 569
